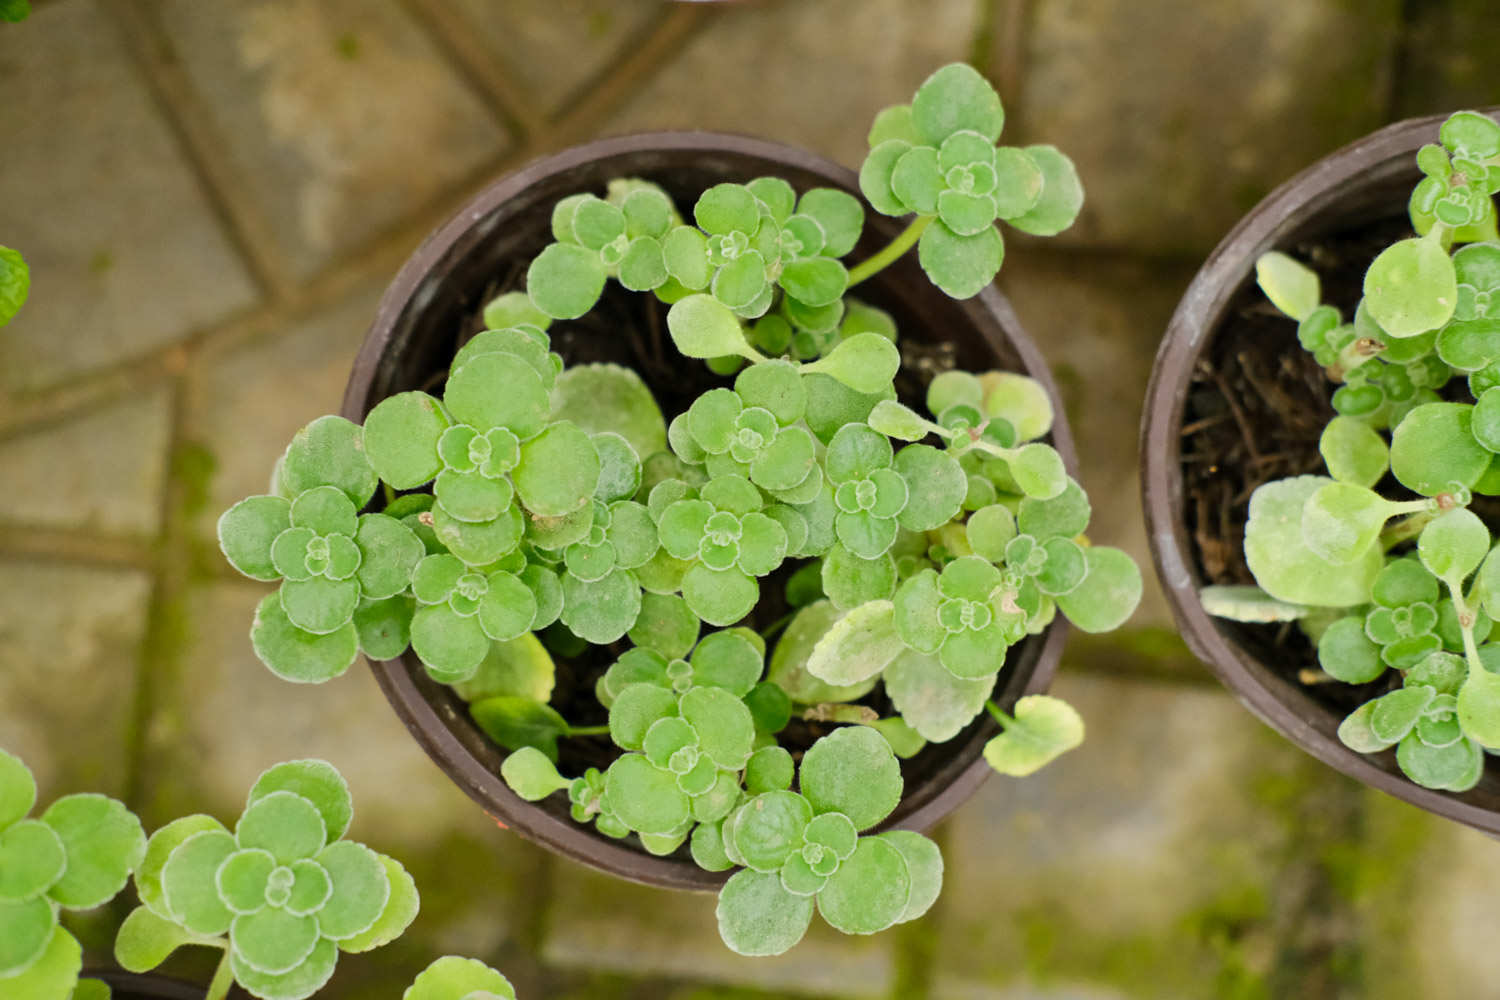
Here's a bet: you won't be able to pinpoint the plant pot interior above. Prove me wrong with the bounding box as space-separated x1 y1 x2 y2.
347 134 1071 884
1151 113 1500 827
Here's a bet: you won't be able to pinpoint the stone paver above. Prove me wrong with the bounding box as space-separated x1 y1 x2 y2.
540 863 894 997
150 0 509 279
1395 0 1500 118
181 282 379 543
0 385 173 537
449 0 661 117
0 0 259 393
603 0 981 170
137 579 548 982
0 560 150 798
932 671 1364 999
1018 0 1401 255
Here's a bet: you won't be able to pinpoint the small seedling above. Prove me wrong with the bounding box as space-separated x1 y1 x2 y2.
114 759 419 1000
1210 110 1500 792
218 63 1142 954
0 748 146 1000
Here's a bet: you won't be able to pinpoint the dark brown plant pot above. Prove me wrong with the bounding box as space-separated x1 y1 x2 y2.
1142 110 1500 833
83 970 222 999
343 131 1074 889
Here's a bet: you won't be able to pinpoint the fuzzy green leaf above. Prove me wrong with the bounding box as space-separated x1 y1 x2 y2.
1004 146 1083 237
716 868 813 957
403 956 516 1000
1419 508 1490 583
115 905 202 974
983 695 1083 776
39 794 145 909
799 727 902 831
806 601 904 687
918 220 1003 299
1243 477 1381 607
501 747 572 802
911 63 1004 145
1255 252 1321 322
883 647 992 742
817 836 911 935
471 697 570 763
1390 402 1491 496
1364 237 1457 338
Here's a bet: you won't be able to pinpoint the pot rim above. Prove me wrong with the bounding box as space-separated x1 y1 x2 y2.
344 130 1075 888
1141 109 1500 832
83 969 211 999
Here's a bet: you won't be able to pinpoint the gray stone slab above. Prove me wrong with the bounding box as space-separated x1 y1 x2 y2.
138 580 549 971
447 0 660 116
181 283 378 544
997 251 1196 634
150 0 508 278
0 560 150 798
1017 0 1401 254
0 385 173 537
540 862 894 996
0 0 259 393
604 0 981 170
932 672 1360 998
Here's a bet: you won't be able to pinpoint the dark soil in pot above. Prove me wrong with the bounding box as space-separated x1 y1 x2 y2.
345 132 1074 889
1144 110 1500 833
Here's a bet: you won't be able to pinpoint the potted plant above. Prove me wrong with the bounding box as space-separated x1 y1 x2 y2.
218 63 1142 954
110 757 515 1000
1143 108 1500 830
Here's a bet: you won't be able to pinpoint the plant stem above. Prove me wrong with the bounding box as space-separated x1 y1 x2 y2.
1381 507 1440 550
382 482 396 506
205 945 235 1000
759 611 796 642
984 699 1014 728
847 216 933 287
567 724 610 737
1446 576 1485 676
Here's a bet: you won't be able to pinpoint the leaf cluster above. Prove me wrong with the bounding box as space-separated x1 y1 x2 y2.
1220 111 1500 791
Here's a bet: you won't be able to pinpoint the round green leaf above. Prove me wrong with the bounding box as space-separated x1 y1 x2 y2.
114 904 201 974
919 219 1003 298
0 750 36 831
1391 402 1491 495
352 514 423 600
527 243 606 320
716 868 813 957
1318 616 1386 684
0 896 56 978
249 761 352 845
1319 416 1389 487
560 568 642 643
0 820 64 902
1242 477 1382 607
806 333 900 395
695 183 759 235
884 647 993 742
732 791 813 873
1005 443 1066 499
314 841 389 941
513 421 601 519
1005 146 1083 236
822 543 897 611
551 363 667 462
816 836 911 935
880 830 943 923
362 392 450 489
37 793 144 909
983 695 1084 776
1419 508 1491 582
608 683 679 751
279 416 378 508
443 352 551 440
893 444 967 532
781 257 848 309
799 726 902 831
250 592 358 684
911 62 1004 145
628 592 700 660
1364 236 1458 338
1055 545 1142 633
0 921 80 996
745 746 795 795
667 294 754 360
230 936 337 1000
219 496 292 582
160 830 237 935
337 852 418 953
603 755 690 835
501 747 571 802
860 139 913 216
1301 482 1394 565
981 371 1053 441
1255 251 1322 323
681 686 756 770
236 791 327 865
799 188 864 257
807 600 904 686
403 956 516 1000
682 563 758 627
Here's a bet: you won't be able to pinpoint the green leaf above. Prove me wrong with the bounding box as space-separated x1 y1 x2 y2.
1300 482 1395 565
551 363 667 465
730 790 812 873
806 600 904 686
980 371 1053 441
314 841 390 942
353 595 413 660
868 105 920 147
859 140 913 217
527 243 606 320
883 647 992 742
695 183 759 235
249 761 352 844
817 836 911 935
911 62 1004 145
1390 402 1491 495
337 851 418 953
514 421 600 519
1005 145 1083 237
1319 416 1389 487
236 791 327 865
39 794 145 909
667 294 757 360
1004 443 1066 499
745 746 796 796
893 444 967 532
1363 236 1458 338
0 820 63 902
1053 545 1141 633
822 543 897 611
279 417 379 508
0 925 80 999
250 591 359 683
1370 687 1434 743
1317 617 1386 684
160 830 236 935
799 189 864 258
983 695 1083 776
716 868 813 957
1242 476 1381 607
1458 654 1500 748
1255 252 1321 322
362 392 450 490
767 600 880 705
114 905 202 974
471 697 571 762
501 748 572 802
881 830 943 923
1338 700 1395 753
1398 732 1482 791
482 291 551 332
0 896 56 978
0 749 36 831
403 956 516 1000
0 245 30 326
799 726 902 831
1419 508 1490 582
602 755 689 835
918 220 1003 299
804 333 900 395
230 937 337 1000
218 496 292 582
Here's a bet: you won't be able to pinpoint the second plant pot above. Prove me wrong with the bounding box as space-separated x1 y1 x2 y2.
341 131 1075 889
1142 110 1500 832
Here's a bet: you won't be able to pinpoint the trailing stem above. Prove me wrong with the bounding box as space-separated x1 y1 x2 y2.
847 216 933 287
